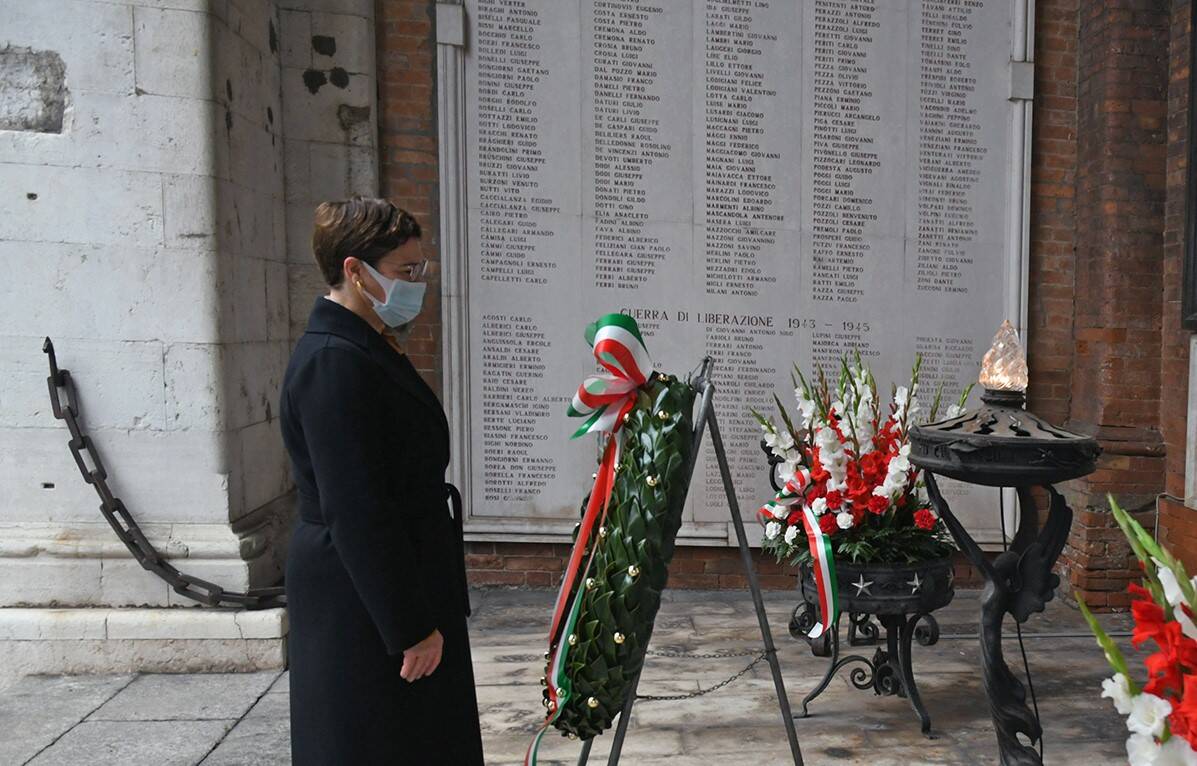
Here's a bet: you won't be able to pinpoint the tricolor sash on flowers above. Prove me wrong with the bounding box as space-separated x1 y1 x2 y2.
526 314 652 766
759 476 840 639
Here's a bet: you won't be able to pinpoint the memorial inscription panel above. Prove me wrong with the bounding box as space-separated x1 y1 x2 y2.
463 0 1019 543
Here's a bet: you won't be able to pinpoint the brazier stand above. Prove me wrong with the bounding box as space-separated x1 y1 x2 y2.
909 388 1100 766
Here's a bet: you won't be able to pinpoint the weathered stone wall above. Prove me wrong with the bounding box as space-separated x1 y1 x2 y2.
0 0 375 613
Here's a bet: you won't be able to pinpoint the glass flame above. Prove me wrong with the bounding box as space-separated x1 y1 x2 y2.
979 320 1028 392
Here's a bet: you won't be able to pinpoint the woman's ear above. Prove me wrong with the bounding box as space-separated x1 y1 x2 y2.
342 256 363 289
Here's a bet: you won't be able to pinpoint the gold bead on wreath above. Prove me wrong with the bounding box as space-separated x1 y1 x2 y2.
622 412 631 423
591 472 598 480
627 564 640 577
568 733 578 740
587 697 600 709
646 475 659 487
568 633 578 646
544 650 552 660
657 373 669 382
585 577 596 589
598 525 608 538
540 677 548 686
613 631 626 644
656 409 669 421
542 698 551 708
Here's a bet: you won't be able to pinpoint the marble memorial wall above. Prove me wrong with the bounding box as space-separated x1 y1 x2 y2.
463 0 1018 543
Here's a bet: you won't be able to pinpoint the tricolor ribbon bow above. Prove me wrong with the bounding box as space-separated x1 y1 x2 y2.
759 471 840 639
526 314 653 765
566 314 653 437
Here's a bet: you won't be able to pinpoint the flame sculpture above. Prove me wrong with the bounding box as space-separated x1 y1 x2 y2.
978 320 1028 393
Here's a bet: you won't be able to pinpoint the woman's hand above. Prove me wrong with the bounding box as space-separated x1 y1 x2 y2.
400 629 443 682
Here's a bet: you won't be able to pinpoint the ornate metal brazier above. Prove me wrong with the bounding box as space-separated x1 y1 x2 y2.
909 386 1100 766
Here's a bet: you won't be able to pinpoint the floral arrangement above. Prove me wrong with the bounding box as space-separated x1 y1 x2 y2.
1082 497 1197 765
754 354 966 566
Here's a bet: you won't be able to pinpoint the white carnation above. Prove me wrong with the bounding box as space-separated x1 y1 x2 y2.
784 524 799 545
765 521 781 540
836 511 853 530
811 497 828 516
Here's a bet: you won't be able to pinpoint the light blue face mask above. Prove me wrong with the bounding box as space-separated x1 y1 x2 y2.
359 261 426 328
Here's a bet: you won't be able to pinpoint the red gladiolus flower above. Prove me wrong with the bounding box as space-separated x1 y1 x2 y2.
1168 675 1197 749
913 509 936 530
867 495 889 515
818 513 838 535
1130 583 1169 650
787 510 802 526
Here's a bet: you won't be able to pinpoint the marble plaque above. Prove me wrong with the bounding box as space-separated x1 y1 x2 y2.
461 0 1023 544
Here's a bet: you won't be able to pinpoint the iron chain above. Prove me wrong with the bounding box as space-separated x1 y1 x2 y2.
43 338 286 610
636 649 768 702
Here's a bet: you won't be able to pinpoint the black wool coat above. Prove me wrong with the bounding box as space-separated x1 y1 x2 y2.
280 297 484 765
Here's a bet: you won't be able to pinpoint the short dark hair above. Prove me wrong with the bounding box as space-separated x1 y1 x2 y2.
311 196 422 286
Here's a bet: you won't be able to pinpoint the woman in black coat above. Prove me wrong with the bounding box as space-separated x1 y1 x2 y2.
280 197 484 765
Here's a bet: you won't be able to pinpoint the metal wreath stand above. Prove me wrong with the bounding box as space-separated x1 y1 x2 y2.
574 357 804 766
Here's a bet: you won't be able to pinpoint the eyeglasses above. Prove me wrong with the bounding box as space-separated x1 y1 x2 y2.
396 259 429 282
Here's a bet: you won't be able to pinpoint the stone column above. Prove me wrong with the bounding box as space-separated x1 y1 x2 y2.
0 0 377 684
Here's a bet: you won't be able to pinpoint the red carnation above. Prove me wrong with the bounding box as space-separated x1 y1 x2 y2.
868 495 890 515
787 510 802 526
818 513 838 535
825 490 844 510
913 509 936 530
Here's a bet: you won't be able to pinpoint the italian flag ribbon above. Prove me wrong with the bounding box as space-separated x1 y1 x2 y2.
526 314 652 765
759 474 840 639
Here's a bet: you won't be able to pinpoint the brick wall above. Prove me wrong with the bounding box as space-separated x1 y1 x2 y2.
377 1 1193 603
1055 0 1172 611
1160 0 1197 563
1028 0 1079 429
377 0 443 394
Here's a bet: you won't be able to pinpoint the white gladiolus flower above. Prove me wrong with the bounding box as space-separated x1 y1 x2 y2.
1128 733 1157 765
796 394 818 429
945 403 965 419
1101 674 1134 715
770 504 789 520
765 521 781 540
836 511 853 530
784 524 799 545
763 429 796 461
812 497 829 516
1157 736 1197 766
1155 559 1197 640
1127 693 1172 739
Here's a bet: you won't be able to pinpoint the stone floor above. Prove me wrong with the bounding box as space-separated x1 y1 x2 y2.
0 588 1133 765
